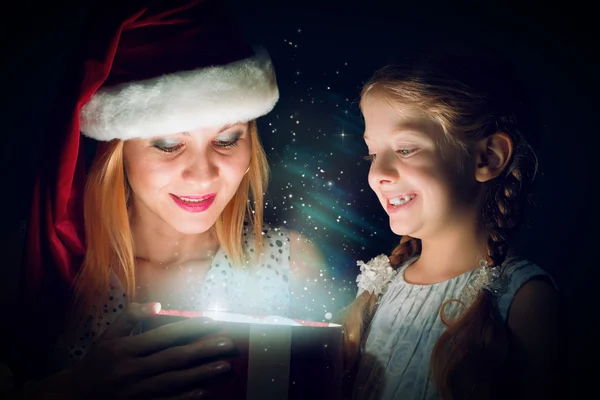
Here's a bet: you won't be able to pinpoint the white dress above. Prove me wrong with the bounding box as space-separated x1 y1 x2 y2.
62 224 318 365
353 254 554 400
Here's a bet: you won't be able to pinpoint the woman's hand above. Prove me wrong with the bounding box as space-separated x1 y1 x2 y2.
69 302 234 399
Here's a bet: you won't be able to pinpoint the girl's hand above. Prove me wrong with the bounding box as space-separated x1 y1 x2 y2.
70 302 234 399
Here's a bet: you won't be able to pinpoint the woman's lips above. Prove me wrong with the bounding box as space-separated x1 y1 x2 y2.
170 193 216 213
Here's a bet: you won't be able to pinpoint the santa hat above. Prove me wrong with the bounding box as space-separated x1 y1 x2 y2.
80 1 278 141
16 0 278 378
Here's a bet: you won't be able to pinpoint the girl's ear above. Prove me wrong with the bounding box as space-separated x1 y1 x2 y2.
474 132 513 183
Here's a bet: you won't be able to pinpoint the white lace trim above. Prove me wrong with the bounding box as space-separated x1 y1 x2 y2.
356 254 398 297
459 258 509 306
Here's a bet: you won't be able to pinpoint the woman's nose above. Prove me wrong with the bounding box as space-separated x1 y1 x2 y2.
181 148 218 183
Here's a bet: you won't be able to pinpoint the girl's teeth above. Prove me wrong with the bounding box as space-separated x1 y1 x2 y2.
389 195 415 206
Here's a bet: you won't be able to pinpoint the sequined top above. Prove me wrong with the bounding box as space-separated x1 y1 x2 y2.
352 255 554 400
62 224 304 365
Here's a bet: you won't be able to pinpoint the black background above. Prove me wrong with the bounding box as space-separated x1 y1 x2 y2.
0 0 596 393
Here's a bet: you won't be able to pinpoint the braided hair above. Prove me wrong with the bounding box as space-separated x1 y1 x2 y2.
340 49 539 399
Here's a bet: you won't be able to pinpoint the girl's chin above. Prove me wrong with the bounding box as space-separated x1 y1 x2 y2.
389 223 420 238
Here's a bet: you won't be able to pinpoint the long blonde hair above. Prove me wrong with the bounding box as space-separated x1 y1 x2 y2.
341 52 538 399
72 120 269 318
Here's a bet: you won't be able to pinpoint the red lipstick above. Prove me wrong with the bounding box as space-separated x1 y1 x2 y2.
170 193 216 213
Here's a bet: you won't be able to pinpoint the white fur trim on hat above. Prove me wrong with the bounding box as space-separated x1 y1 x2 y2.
80 48 279 141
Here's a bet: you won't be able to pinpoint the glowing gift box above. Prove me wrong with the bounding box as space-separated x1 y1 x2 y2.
142 310 343 400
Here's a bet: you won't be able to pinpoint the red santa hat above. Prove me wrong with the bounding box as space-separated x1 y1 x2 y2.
80 1 278 141
16 0 278 376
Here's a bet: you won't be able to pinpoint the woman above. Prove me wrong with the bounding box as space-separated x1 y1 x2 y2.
10 0 330 398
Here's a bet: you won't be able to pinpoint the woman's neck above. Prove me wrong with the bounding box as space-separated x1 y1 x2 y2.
129 208 219 268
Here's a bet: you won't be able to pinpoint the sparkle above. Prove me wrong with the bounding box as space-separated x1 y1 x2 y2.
248 57 394 323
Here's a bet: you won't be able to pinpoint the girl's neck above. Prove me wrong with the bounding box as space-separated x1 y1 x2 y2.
405 225 488 285
129 206 220 268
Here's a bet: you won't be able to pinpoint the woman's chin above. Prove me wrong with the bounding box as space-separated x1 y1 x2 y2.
170 219 217 236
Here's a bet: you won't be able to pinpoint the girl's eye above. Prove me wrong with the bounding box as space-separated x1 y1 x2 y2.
363 149 416 162
397 148 416 156
363 154 376 163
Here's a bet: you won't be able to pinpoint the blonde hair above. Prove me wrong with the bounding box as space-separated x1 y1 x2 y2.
341 52 537 399
72 120 268 318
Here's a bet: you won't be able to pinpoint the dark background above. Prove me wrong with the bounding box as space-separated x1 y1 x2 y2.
0 0 596 392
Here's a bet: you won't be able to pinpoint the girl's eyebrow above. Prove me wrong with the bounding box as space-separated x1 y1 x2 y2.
363 129 426 141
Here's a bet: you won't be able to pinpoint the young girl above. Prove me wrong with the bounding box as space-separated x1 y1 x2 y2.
342 50 559 399
9 1 330 398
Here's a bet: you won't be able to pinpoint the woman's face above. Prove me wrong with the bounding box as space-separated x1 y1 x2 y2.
123 122 252 234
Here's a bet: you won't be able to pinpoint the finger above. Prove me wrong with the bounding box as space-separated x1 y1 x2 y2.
127 317 219 356
118 360 231 399
132 336 235 378
102 302 161 340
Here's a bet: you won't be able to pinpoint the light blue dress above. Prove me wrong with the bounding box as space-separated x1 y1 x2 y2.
353 254 554 400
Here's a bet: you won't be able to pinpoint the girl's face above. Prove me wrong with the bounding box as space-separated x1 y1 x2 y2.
123 122 252 235
361 93 481 239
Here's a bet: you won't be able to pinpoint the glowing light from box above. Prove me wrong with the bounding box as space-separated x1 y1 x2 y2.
201 311 303 326
205 301 228 317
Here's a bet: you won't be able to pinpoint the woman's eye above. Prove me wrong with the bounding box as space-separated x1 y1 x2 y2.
152 141 184 153
214 133 241 149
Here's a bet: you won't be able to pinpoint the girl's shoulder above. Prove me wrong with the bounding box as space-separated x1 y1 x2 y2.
496 254 557 321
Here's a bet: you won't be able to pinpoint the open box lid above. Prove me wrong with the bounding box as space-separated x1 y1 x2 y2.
158 309 342 328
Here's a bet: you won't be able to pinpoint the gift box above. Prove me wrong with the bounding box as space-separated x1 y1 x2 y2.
142 310 343 400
